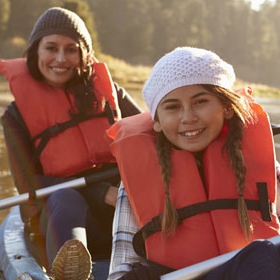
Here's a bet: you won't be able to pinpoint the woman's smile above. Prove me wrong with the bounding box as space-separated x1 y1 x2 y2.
37 34 80 88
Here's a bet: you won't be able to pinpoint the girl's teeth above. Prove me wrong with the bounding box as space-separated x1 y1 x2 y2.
184 129 202 136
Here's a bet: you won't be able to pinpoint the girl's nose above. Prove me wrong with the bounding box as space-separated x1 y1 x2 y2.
181 108 198 123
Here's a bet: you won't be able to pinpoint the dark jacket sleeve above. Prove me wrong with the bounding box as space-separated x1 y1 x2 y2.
115 83 143 117
1 102 70 221
81 84 143 208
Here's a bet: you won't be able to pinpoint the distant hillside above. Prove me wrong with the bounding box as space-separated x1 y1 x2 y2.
101 54 280 108
1 53 280 111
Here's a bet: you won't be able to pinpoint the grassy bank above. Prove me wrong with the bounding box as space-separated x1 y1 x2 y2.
1 53 280 110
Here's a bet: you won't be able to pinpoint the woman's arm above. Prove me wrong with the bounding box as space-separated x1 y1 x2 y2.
115 84 143 117
108 183 145 280
1 102 67 221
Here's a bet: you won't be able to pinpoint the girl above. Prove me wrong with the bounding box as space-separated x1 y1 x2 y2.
107 47 280 280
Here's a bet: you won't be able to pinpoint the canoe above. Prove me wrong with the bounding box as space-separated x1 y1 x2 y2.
0 205 237 280
0 206 112 280
0 168 116 280
2 206 280 280
0 206 49 280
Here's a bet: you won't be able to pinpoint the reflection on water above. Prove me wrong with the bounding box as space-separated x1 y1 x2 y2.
0 125 17 223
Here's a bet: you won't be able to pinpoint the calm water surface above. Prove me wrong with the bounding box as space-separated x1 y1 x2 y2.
0 103 17 223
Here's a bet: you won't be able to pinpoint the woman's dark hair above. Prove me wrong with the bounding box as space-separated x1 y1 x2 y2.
156 84 256 239
26 39 97 114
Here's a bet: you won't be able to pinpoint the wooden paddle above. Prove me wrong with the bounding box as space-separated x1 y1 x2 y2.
0 167 119 210
161 234 280 280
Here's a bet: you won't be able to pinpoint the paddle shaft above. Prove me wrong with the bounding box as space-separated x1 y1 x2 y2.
161 235 280 280
0 167 119 210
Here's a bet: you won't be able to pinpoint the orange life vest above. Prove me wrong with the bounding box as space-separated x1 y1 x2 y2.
107 90 280 269
0 58 120 177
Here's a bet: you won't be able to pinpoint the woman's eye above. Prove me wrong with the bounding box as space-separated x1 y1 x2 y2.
46 46 57 51
67 47 78 53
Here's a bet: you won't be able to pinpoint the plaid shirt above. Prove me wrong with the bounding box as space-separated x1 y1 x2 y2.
108 183 144 280
108 162 280 280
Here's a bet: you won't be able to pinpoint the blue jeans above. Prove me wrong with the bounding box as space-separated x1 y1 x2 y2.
39 188 113 279
204 240 280 280
92 259 110 280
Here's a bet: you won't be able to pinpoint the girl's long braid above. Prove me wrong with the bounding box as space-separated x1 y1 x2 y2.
156 131 178 237
225 116 252 239
204 84 254 239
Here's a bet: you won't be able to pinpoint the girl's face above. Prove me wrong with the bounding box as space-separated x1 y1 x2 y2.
37 34 81 88
153 85 233 152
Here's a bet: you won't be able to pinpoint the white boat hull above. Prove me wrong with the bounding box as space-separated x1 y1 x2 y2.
0 206 49 279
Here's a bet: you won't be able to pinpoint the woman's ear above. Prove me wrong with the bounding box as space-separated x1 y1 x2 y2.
224 107 234 120
153 121 162 132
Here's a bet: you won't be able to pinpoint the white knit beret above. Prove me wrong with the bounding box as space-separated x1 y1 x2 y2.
143 47 236 118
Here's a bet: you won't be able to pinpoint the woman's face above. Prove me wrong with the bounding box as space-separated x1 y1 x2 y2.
37 34 81 88
153 85 233 152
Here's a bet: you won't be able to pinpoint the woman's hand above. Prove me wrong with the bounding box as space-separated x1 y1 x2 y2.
105 186 119 207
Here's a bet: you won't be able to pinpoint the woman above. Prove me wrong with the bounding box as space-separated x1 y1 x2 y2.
107 47 280 279
0 7 141 280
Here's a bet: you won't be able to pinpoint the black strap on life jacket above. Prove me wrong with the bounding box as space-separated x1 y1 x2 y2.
31 101 116 163
133 182 272 259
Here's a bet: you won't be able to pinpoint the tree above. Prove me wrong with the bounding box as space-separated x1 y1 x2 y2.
91 0 153 63
63 0 100 54
0 0 10 39
6 0 53 40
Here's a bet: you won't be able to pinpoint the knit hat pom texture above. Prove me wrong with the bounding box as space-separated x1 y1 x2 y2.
28 7 92 52
143 47 236 118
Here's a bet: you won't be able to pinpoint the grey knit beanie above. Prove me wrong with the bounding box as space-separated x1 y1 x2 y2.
28 7 92 52
143 47 235 119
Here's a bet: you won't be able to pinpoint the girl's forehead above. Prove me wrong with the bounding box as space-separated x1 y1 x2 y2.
160 85 211 101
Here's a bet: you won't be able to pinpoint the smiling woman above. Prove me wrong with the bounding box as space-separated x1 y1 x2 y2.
37 35 81 88
0 6 142 280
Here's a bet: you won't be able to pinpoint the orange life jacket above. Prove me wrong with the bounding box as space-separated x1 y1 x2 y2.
107 89 280 269
0 58 120 177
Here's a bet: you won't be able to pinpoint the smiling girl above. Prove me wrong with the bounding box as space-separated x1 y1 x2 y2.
107 47 280 280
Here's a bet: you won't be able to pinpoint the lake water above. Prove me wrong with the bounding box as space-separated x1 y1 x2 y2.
0 103 17 223
0 94 279 224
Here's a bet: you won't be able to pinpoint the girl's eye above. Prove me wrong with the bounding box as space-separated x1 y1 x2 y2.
165 104 180 110
194 98 209 105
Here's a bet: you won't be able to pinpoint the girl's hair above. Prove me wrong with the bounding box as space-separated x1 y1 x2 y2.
156 84 255 239
26 39 97 114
